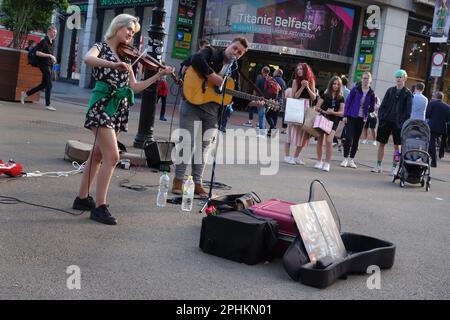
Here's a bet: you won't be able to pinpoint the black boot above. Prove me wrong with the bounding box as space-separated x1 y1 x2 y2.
90 205 117 225
73 196 96 211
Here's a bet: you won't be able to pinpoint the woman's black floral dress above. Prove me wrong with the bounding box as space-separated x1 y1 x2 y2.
84 42 131 133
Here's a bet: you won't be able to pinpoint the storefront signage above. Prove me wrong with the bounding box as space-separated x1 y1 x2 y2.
70 1 88 13
203 0 359 62
212 39 352 64
172 0 197 60
97 0 155 8
354 12 379 82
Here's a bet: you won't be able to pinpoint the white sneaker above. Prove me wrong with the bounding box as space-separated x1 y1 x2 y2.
322 162 330 172
348 159 357 168
45 106 56 111
243 122 252 127
391 164 399 177
340 158 348 167
284 156 296 165
314 161 323 169
362 139 368 144
295 157 305 165
372 141 377 146
371 164 382 173
20 91 27 104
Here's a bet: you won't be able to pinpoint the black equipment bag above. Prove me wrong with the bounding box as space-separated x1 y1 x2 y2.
199 210 278 265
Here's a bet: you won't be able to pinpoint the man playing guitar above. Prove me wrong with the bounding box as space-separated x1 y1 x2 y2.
172 37 265 197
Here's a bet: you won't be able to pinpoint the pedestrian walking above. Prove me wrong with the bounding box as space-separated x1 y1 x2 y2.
20 25 58 111
426 91 450 167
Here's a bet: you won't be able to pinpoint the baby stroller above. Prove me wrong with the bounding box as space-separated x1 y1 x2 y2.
392 119 431 191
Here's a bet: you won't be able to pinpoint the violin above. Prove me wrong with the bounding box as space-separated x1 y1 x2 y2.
117 43 182 85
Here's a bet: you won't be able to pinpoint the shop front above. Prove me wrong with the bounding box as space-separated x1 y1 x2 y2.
57 0 157 82
201 0 361 100
401 15 434 96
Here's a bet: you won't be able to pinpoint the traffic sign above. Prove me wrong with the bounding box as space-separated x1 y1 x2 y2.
430 52 445 77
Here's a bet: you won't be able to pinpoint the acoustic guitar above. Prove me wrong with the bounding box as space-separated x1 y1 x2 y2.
183 66 279 111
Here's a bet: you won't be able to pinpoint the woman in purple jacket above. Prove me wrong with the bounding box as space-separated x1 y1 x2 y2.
341 72 376 168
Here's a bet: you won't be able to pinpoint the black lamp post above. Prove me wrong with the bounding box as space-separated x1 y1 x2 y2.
133 0 166 148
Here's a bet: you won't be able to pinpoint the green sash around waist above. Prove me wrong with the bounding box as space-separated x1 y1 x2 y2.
87 81 134 116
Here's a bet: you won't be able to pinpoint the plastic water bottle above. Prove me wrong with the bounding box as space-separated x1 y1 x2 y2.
181 176 195 212
156 172 170 207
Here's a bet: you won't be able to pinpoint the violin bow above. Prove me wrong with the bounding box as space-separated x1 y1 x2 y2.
130 47 149 68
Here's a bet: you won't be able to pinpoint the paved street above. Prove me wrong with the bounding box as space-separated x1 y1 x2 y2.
1 88 449 300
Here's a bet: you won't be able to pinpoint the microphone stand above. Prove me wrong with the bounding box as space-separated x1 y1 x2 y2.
200 60 235 213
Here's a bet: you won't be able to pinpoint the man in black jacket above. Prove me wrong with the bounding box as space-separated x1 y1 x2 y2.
426 91 450 167
20 25 58 111
372 69 413 174
171 37 264 197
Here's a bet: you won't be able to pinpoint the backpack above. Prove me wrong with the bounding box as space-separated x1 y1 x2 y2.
28 46 39 67
263 76 282 99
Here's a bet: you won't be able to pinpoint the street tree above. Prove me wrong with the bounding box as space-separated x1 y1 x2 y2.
0 0 68 48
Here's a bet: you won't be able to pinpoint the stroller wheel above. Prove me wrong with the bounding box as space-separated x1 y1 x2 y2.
426 182 430 192
392 175 396 183
400 179 405 188
421 180 425 187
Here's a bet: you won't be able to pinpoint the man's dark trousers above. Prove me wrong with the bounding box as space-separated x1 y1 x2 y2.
26 64 52 106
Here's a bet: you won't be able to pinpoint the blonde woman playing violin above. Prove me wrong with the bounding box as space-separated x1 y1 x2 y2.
72 14 174 225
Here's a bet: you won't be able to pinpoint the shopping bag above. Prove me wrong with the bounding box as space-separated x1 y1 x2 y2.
334 121 345 139
302 108 321 138
313 115 334 135
284 98 309 124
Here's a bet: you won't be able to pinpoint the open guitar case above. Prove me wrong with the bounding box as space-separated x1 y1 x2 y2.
282 180 396 288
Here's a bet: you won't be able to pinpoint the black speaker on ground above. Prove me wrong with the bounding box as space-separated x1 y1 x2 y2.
144 140 175 171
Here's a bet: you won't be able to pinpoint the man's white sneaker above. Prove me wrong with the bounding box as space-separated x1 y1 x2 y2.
362 139 368 144
45 106 56 111
348 159 357 168
322 162 330 172
314 161 323 169
295 157 305 165
340 158 348 167
372 141 377 146
20 91 27 104
371 164 382 173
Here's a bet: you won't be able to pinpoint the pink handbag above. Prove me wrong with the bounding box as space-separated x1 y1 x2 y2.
313 115 333 134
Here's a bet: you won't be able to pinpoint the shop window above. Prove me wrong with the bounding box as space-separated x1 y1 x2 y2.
402 34 430 90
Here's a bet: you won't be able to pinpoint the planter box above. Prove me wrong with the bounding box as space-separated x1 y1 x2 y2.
0 47 41 102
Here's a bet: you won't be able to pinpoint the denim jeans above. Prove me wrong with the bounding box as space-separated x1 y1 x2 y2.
258 106 266 129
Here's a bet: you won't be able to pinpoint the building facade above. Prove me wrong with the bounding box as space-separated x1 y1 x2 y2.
49 0 447 102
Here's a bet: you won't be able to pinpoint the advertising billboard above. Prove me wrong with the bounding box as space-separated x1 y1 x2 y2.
203 0 359 64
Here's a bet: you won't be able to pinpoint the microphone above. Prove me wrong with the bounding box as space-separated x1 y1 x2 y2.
219 56 237 92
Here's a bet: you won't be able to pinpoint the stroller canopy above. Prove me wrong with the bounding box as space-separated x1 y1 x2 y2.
401 119 430 154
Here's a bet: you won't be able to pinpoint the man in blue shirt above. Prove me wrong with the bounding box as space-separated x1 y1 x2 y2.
410 82 428 120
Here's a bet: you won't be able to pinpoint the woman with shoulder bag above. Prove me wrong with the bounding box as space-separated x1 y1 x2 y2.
284 63 316 165
314 76 345 172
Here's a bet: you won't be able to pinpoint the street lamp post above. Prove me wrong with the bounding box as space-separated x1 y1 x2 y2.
133 0 166 148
